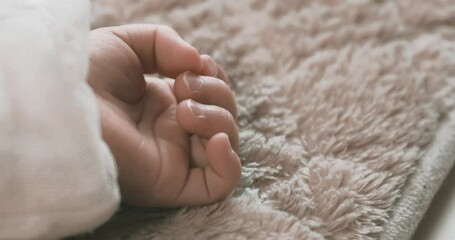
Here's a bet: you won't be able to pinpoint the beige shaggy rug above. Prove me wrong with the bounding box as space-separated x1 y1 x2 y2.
77 0 455 239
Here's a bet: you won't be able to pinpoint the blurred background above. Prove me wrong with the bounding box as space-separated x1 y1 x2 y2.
414 168 455 240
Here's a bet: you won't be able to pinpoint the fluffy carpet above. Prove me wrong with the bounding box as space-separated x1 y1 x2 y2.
80 0 455 239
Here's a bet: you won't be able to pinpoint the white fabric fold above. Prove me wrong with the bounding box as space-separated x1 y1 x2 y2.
0 0 120 239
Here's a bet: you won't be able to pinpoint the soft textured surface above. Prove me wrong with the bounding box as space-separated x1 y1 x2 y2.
0 1 119 239
83 0 455 239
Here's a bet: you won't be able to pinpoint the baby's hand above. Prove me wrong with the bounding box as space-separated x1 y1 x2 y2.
88 25 240 207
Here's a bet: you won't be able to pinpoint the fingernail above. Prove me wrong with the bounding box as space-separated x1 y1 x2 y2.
206 56 218 77
183 72 204 92
187 99 207 117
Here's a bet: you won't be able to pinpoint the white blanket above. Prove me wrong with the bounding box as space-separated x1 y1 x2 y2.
0 0 119 239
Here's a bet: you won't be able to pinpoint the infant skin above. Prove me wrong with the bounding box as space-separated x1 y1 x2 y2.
87 24 241 207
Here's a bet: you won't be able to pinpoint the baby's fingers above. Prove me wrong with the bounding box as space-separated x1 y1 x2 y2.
173 133 241 206
174 72 237 120
176 100 239 151
200 55 230 84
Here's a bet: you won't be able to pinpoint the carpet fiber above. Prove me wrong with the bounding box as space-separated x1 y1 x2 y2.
82 0 455 239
